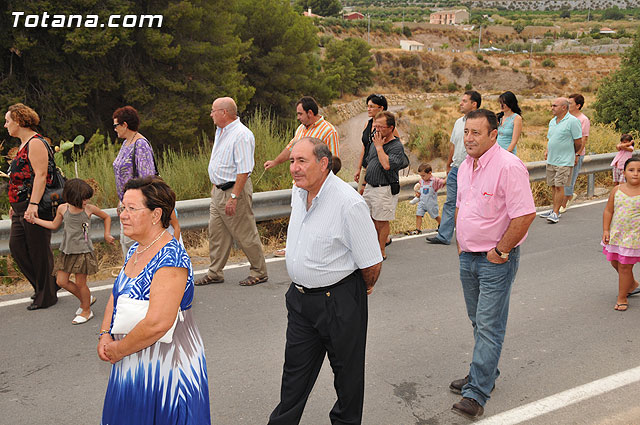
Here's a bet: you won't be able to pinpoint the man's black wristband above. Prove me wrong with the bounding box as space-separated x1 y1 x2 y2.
29 202 38 206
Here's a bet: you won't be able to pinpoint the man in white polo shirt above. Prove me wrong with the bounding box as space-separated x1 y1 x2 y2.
268 137 382 425
541 97 582 224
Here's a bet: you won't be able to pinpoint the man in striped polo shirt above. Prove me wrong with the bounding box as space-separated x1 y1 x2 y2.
263 96 339 170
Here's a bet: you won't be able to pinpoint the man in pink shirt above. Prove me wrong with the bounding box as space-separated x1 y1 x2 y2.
449 109 536 420
560 93 590 213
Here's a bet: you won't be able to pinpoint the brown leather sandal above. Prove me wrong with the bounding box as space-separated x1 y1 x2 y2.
239 276 268 286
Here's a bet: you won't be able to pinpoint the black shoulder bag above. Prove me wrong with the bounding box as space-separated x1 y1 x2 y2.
27 137 66 221
381 141 410 196
131 139 160 178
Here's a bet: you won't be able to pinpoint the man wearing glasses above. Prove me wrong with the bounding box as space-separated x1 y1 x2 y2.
362 111 408 260
195 97 268 287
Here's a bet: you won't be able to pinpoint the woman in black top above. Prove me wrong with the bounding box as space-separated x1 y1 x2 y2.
5 103 58 310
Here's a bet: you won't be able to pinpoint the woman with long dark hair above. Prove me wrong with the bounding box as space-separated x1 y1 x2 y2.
496 91 523 155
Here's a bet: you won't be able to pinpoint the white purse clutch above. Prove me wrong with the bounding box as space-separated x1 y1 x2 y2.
111 296 183 344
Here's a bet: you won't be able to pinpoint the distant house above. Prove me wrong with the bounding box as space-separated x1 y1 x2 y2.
600 27 616 34
303 8 322 18
344 12 364 20
400 40 424 51
429 9 469 25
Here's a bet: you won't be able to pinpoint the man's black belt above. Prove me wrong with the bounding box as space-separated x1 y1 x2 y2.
294 271 358 294
367 182 389 188
216 181 235 191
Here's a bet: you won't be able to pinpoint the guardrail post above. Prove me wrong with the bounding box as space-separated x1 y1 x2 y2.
587 173 595 198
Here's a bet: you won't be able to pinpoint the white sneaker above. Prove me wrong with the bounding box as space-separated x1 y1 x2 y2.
540 210 553 218
547 212 560 223
559 206 567 214
409 197 420 205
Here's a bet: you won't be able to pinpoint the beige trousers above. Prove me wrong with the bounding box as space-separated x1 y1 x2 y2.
207 179 267 280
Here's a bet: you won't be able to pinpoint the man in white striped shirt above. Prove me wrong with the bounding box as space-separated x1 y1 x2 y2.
268 137 382 425
195 97 268 287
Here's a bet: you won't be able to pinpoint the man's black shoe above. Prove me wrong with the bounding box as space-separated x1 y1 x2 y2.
426 236 447 245
449 375 495 395
452 397 484 419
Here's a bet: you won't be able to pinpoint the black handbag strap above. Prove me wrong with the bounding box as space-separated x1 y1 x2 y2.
25 135 57 190
131 138 159 178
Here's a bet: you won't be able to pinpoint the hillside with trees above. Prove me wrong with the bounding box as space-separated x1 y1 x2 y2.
0 0 373 148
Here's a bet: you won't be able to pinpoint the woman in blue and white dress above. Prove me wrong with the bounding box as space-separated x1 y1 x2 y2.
97 176 210 425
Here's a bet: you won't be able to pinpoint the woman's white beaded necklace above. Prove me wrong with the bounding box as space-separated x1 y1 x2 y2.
134 230 166 266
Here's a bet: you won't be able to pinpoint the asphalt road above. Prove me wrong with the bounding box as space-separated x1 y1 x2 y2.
2 199 640 425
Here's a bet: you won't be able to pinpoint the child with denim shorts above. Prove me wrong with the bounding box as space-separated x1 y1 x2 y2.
409 163 445 234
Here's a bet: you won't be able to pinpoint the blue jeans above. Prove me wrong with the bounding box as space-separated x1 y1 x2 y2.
564 155 584 196
434 166 458 244
459 246 521 406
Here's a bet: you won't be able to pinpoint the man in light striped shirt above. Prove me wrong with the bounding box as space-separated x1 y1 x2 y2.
263 96 339 170
268 137 382 425
195 97 268 287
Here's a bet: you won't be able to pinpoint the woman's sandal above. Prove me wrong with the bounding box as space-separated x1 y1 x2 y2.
615 303 629 311
75 296 97 315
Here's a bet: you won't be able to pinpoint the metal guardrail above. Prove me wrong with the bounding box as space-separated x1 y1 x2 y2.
0 151 631 255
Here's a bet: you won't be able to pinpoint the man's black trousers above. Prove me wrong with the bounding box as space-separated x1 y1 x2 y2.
268 271 368 425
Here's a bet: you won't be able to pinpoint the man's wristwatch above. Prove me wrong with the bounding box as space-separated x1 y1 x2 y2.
494 247 509 259
230 193 237 200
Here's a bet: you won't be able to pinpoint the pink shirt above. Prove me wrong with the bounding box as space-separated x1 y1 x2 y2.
575 112 590 156
456 143 536 252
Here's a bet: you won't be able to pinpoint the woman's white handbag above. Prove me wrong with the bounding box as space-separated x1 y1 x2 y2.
111 296 183 344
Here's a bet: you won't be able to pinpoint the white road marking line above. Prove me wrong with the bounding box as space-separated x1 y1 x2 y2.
0 199 608 309
476 365 640 425
536 198 607 216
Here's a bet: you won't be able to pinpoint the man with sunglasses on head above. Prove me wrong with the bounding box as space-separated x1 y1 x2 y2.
195 96 268 287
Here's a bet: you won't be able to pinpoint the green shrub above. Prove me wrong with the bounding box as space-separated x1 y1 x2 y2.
500 59 509 66
520 60 530 67
476 53 484 61
541 58 556 67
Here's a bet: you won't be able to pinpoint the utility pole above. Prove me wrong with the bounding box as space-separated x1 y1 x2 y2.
587 0 591 22
367 14 370 44
478 25 482 51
